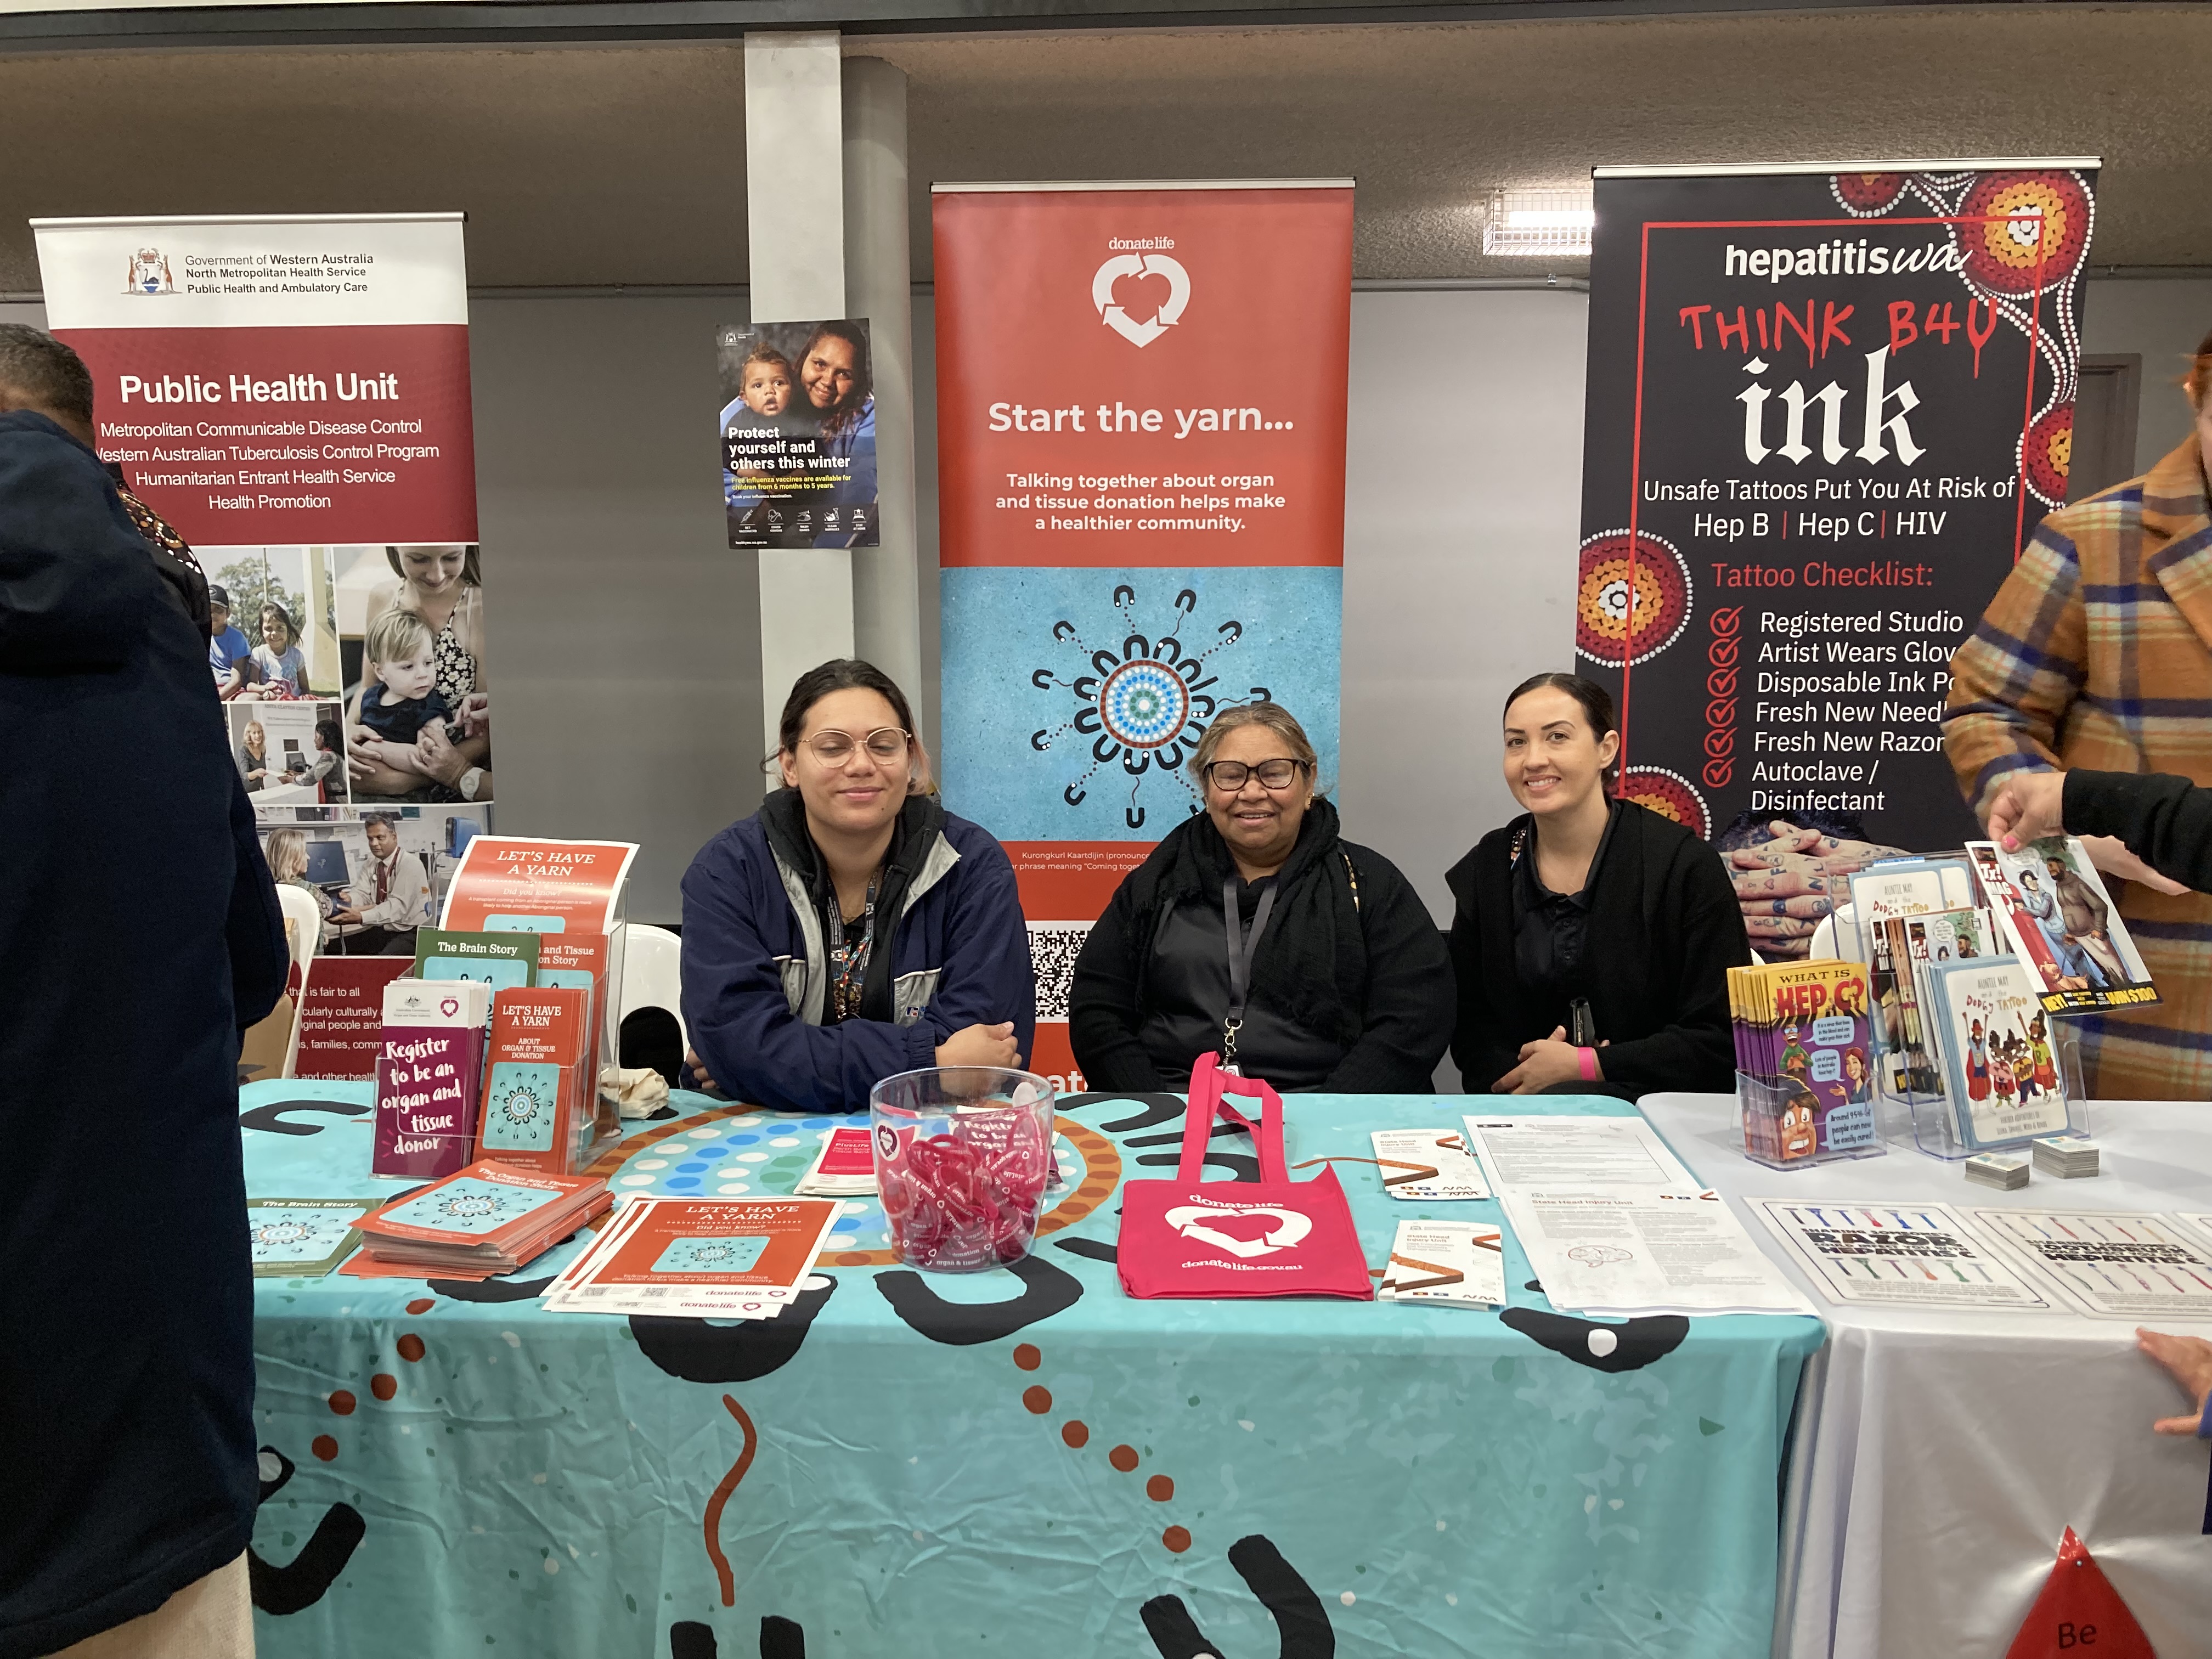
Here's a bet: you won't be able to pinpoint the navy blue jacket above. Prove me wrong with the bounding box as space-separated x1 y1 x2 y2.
680 789 1036 1113
0 412 288 1657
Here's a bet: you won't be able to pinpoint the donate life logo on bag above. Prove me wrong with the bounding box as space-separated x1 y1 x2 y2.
1163 1201 1311 1261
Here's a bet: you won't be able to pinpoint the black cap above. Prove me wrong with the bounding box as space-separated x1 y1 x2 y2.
207 584 230 607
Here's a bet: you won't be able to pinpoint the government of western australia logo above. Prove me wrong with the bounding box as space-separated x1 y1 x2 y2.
124 248 175 295
1092 252 1189 348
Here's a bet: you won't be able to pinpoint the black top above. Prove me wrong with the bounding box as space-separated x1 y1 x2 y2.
1069 798 1454 1094
2064 769 2212 895
1511 800 1624 1004
1447 799 1750 1098
2 412 289 1656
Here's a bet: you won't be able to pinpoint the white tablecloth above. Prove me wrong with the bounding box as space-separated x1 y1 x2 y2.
1640 1092 2212 1659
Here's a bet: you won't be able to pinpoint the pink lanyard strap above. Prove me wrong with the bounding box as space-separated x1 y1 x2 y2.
1179 1053 1289 1182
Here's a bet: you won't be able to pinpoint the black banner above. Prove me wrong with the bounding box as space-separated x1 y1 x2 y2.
1576 163 2097 853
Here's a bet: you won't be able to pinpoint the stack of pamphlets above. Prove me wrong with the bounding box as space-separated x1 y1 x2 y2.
1725 959 1878 1163
795 1126 878 1197
541 1197 841 1317
248 1198 372 1277
476 985 594 1175
2032 1136 2100 1180
1380 1219 1504 1307
348 1162 611 1279
372 979 492 1180
1965 1153 2031 1192
1370 1128 1489 1199
1923 957 2073 1148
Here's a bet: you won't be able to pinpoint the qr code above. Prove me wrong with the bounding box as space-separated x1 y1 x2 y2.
1028 923 1092 1023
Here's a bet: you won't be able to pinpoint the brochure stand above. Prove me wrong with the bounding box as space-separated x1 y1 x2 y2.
1736 1071 1887 1170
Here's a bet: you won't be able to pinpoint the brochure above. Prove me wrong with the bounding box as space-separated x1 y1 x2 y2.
1925 957 2072 1148
1499 1188 1811 1316
248 1198 371 1277
439 836 639 935
1380 1219 1505 1307
1970 1209 2212 1319
1463 1114 1697 1191
371 1021 486 1181
1967 838 2160 1014
1875 907 1999 1099
1370 1128 1490 1200
795 1125 879 1197
1725 959 1878 1160
476 985 592 1175
1753 1200 2055 1309
352 1160 610 1276
541 1197 840 1317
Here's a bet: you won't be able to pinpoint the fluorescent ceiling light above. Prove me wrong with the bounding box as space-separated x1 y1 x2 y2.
1484 187 1594 257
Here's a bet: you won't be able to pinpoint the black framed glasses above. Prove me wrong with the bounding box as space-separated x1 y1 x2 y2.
804 727 910 764
1204 758 1307 792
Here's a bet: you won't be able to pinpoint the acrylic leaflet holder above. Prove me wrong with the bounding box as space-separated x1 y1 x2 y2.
1737 1070 1887 1171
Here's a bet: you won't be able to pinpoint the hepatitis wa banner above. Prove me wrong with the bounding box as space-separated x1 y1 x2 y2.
1575 162 2098 854
933 180 1352 1088
35 213 492 921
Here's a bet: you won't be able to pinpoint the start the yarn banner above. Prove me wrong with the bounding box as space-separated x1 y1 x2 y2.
1574 162 2098 851
932 180 1353 1088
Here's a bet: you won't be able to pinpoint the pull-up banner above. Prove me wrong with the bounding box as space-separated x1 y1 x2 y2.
1575 161 2098 852
933 179 1353 1089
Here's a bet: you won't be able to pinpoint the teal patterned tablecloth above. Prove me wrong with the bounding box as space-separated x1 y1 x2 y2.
240 1080 1822 1658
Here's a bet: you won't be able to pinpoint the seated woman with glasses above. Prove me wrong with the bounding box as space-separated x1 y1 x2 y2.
1447 672 1748 1099
680 659 1037 1112
1068 702 1452 1093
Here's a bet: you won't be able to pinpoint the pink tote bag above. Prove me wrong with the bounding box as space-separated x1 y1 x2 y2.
1118 1054 1374 1301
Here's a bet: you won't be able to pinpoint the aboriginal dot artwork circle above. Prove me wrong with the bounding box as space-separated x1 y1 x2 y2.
1830 172 1909 216
1619 766 1711 842
438 1193 499 1221
584 1104 1121 1268
2022 404 2074 506
1956 171 2091 296
1098 658 1191 750
497 1081 549 1129
253 1220 318 1249
1575 531 1693 668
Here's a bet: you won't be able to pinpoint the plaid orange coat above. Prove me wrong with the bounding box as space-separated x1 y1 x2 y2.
1944 436 2212 1101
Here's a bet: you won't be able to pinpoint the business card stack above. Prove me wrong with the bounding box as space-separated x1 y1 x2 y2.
1370 1129 1490 1200
1379 1219 1506 1309
541 1196 842 1318
795 1126 879 1197
348 1161 611 1279
1965 1152 2032 1192
2032 1136 2101 1180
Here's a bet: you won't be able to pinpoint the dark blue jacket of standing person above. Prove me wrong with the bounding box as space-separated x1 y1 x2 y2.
680 787 1036 1113
0 411 287 1658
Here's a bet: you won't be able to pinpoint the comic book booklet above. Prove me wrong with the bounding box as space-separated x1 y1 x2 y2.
1926 957 2072 1149
1728 959 1878 1161
1967 838 2159 1015
1846 858 1978 957
476 986 592 1175
1879 907 1999 1100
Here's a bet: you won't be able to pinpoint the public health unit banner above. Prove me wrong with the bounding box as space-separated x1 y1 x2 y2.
1575 161 2098 855
35 212 492 925
933 180 1353 1088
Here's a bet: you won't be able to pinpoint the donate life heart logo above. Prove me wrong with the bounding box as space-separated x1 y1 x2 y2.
1092 253 1191 348
440 997 460 1018
1164 1203 1311 1260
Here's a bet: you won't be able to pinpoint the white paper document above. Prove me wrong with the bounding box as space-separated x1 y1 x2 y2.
1754 1200 2054 1309
1501 1188 1812 1316
1380 1219 1506 1307
1371 1129 1491 1200
1464 1114 1697 1192
1970 1209 2212 1319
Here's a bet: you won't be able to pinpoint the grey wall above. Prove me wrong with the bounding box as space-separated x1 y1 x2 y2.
13 276 2206 923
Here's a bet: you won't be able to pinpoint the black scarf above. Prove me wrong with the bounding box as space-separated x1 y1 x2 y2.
759 787 945 1022
1121 799 1366 1048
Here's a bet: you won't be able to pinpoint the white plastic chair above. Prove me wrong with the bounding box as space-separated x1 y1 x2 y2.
1806 901 1858 963
274 883 321 981
618 922 688 1060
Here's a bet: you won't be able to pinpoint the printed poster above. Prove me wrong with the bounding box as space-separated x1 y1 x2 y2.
933 180 1353 1087
1574 162 2098 860
716 319 880 549
33 213 497 859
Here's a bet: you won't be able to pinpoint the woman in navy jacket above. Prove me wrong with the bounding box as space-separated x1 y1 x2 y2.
681 660 1036 1113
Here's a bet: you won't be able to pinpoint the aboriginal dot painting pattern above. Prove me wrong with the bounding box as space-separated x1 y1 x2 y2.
1617 765 1712 842
583 1106 1121 1268
311 1298 438 1465
1011 1341 1190 1555
1574 531 1693 668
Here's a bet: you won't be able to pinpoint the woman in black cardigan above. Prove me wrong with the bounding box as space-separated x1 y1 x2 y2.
1448 673 1749 1099
1069 702 1453 1094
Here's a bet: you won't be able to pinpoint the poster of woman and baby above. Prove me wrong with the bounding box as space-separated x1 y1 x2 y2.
717 318 880 550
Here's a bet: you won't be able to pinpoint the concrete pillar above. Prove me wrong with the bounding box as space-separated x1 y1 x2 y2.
841 56 925 744
745 30 853 753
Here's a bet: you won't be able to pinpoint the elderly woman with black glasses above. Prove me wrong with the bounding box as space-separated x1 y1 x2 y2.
680 658 1037 1112
1068 702 1452 1094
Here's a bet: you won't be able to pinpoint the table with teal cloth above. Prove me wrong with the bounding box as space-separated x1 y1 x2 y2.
239 1079 1824 1658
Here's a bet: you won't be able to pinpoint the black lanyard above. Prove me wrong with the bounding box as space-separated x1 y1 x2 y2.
826 878 878 1022
1219 877 1277 1074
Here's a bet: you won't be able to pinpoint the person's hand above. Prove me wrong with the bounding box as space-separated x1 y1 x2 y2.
245 767 267 784
685 1048 719 1092
454 691 490 741
414 720 472 787
1987 769 2066 851
329 906 363 926
346 731 382 782
2079 833 2190 898
1727 823 1907 957
935 1022 1022 1070
2138 1328 2212 1433
1496 1026 1596 1094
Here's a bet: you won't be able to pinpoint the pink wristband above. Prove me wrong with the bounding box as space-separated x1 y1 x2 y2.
1577 1046 1598 1081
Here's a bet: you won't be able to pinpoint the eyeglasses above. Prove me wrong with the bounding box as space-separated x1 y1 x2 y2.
1204 758 1307 791
803 727 911 764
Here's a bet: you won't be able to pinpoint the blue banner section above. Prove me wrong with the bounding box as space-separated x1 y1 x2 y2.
941 565 1342 842
241 1080 1819 1657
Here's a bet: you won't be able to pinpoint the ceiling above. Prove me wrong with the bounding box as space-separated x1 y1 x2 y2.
0 2 2204 294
